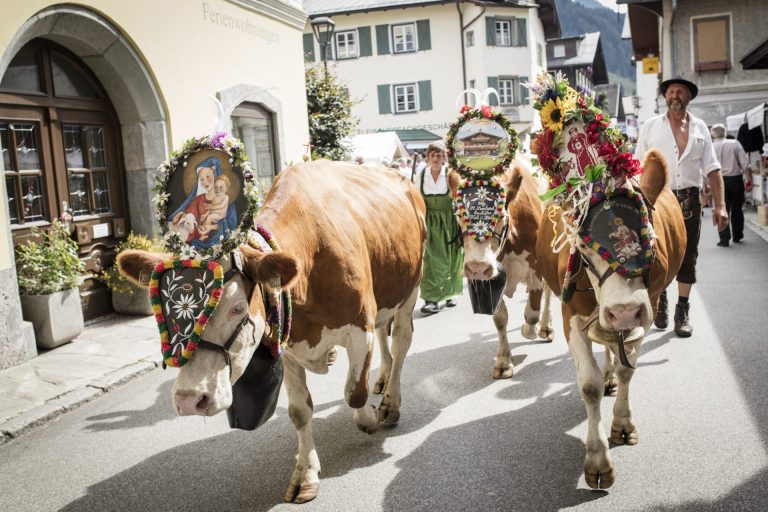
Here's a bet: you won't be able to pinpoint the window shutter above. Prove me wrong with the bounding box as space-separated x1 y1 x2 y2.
303 33 315 62
359 26 372 57
516 18 527 47
519 76 529 104
487 77 499 106
377 84 392 114
418 80 432 111
416 20 431 51
486 17 496 46
376 25 390 55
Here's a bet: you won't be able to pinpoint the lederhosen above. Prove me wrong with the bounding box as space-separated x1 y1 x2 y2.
673 186 701 284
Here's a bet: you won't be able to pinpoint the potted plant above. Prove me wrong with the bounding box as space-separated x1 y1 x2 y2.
15 220 86 349
99 233 163 315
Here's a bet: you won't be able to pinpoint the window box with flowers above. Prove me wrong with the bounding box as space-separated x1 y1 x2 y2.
99 233 164 316
14 221 86 349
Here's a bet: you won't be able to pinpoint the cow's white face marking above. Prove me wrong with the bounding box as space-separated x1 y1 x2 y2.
172 275 266 415
461 211 509 280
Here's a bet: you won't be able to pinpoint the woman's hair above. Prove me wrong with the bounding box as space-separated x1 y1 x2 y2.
426 143 445 157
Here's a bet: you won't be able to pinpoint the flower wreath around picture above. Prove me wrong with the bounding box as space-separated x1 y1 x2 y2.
152 131 263 261
445 105 519 181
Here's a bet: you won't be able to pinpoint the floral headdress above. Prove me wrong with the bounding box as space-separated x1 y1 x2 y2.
527 73 654 301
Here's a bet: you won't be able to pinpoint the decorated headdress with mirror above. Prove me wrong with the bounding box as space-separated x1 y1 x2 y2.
446 88 519 242
528 72 654 302
150 132 262 367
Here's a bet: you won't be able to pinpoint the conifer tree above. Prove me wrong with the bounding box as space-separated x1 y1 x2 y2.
305 66 357 161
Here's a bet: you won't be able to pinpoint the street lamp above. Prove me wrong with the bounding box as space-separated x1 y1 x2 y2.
311 16 335 79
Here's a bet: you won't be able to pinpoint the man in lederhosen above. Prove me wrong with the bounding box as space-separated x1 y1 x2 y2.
635 77 728 337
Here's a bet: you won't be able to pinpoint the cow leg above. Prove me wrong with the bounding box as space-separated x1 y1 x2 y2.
522 271 544 340
609 342 640 445
373 323 392 394
492 300 514 379
568 315 616 489
538 282 555 342
378 286 418 424
282 355 321 503
346 326 379 434
603 348 618 396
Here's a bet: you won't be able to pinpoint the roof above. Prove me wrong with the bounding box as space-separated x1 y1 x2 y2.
378 129 441 142
547 32 600 67
594 83 625 120
303 0 539 17
741 38 768 70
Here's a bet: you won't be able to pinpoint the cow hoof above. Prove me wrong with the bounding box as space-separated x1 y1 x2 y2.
378 398 400 425
584 458 616 489
610 425 639 445
373 375 388 394
492 365 514 379
521 322 537 340
326 347 338 366
604 380 618 396
285 482 320 504
355 404 380 433
539 326 555 342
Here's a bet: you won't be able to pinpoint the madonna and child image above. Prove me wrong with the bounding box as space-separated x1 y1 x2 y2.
165 149 248 249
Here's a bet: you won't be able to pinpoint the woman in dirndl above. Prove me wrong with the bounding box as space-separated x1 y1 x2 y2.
413 142 464 314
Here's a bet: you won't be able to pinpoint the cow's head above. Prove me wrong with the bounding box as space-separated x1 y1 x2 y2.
117 246 298 416
449 161 528 280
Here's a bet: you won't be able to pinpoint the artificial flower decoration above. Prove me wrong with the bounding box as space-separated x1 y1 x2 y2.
540 97 566 132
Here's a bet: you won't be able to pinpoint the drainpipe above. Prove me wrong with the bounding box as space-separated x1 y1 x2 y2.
669 0 677 76
457 0 486 97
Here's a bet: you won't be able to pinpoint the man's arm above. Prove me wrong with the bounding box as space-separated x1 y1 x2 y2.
707 169 729 231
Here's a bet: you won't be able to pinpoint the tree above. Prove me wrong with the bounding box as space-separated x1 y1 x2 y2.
305 65 358 161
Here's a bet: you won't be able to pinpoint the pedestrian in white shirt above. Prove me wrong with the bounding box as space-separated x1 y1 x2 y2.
710 124 752 246
635 77 728 338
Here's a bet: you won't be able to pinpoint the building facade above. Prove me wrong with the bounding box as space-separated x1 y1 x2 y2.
0 0 310 369
302 0 560 151
545 32 609 96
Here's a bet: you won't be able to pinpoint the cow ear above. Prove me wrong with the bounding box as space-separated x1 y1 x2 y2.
447 169 461 195
241 245 299 290
117 250 166 288
640 149 669 206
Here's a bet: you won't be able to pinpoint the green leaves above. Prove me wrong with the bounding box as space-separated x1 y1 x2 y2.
15 221 85 295
305 66 358 161
540 183 566 201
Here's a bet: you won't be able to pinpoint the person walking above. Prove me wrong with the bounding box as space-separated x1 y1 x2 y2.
635 77 728 337
710 124 753 246
413 143 463 314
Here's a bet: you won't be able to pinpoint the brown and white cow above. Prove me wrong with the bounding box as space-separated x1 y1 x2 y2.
535 150 685 488
118 161 426 503
449 159 554 379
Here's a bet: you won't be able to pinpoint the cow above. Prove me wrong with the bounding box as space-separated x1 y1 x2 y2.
118 161 426 503
449 159 554 379
535 150 685 489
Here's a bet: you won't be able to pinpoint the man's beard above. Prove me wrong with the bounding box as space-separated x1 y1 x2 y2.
668 100 685 112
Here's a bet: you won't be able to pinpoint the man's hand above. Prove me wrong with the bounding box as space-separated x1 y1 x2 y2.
712 206 729 231
745 180 753 193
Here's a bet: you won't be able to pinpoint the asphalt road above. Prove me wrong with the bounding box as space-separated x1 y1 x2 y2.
1 211 767 512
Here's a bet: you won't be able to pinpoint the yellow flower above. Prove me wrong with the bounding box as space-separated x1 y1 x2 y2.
541 97 565 132
563 87 579 111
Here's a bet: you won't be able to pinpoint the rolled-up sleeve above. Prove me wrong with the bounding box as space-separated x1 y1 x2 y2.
702 135 721 175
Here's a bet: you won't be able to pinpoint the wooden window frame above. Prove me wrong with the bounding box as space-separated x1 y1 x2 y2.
465 30 475 48
495 20 512 47
393 83 417 114
498 78 517 105
692 14 732 72
392 23 417 54
335 30 358 60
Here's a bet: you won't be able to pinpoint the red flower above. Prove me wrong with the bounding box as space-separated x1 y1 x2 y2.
460 104 472 113
531 129 559 171
481 105 492 118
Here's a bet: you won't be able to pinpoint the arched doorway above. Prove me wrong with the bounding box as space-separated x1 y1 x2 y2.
1 39 127 320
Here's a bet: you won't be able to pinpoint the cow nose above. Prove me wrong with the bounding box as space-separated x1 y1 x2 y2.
174 391 210 416
464 261 494 280
603 304 643 330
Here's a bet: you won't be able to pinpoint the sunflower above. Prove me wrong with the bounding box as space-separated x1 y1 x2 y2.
541 97 566 132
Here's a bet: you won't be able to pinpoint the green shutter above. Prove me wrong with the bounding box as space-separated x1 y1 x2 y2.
359 26 372 57
485 17 496 46
376 25 390 55
519 76 529 104
516 18 527 47
418 80 432 111
303 33 315 62
487 77 499 106
416 20 431 51
377 84 392 114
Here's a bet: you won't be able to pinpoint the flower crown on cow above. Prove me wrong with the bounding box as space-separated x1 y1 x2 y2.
445 88 519 242
148 132 266 367
527 72 654 301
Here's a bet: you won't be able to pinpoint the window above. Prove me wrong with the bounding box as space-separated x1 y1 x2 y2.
469 79 476 89
392 23 416 53
465 30 475 47
231 102 278 191
495 20 511 46
335 30 358 59
537 43 543 66
394 84 417 113
498 78 516 105
693 15 731 71
553 44 565 58
62 124 111 216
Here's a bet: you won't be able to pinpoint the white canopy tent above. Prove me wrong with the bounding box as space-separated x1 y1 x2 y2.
349 132 409 164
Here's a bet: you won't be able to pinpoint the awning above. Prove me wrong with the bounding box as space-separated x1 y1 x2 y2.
726 113 746 136
747 103 767 130
349 132 408 164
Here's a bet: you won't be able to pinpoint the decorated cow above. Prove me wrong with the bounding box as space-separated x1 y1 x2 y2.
529 72 686 488
445 98 554 379
117 133 426 503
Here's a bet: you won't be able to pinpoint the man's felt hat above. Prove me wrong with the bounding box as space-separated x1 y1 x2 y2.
659 77 698 99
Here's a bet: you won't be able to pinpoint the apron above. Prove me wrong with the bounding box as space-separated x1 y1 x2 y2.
420 167 464 302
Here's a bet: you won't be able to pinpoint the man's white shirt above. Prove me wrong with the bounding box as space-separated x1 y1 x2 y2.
712 138 748 177
635 112 720 190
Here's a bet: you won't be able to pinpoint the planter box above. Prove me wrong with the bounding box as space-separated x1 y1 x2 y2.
20 288 85 349
111 286 153 316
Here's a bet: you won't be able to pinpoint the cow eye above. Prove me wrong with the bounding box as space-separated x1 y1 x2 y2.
231 302 247 316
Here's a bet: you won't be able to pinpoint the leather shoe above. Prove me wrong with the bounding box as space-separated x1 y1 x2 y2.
420 301 440 315
734 237 743 243
654 290 668 329
445 298 457 308
674 302 693 337
716 241 729 247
